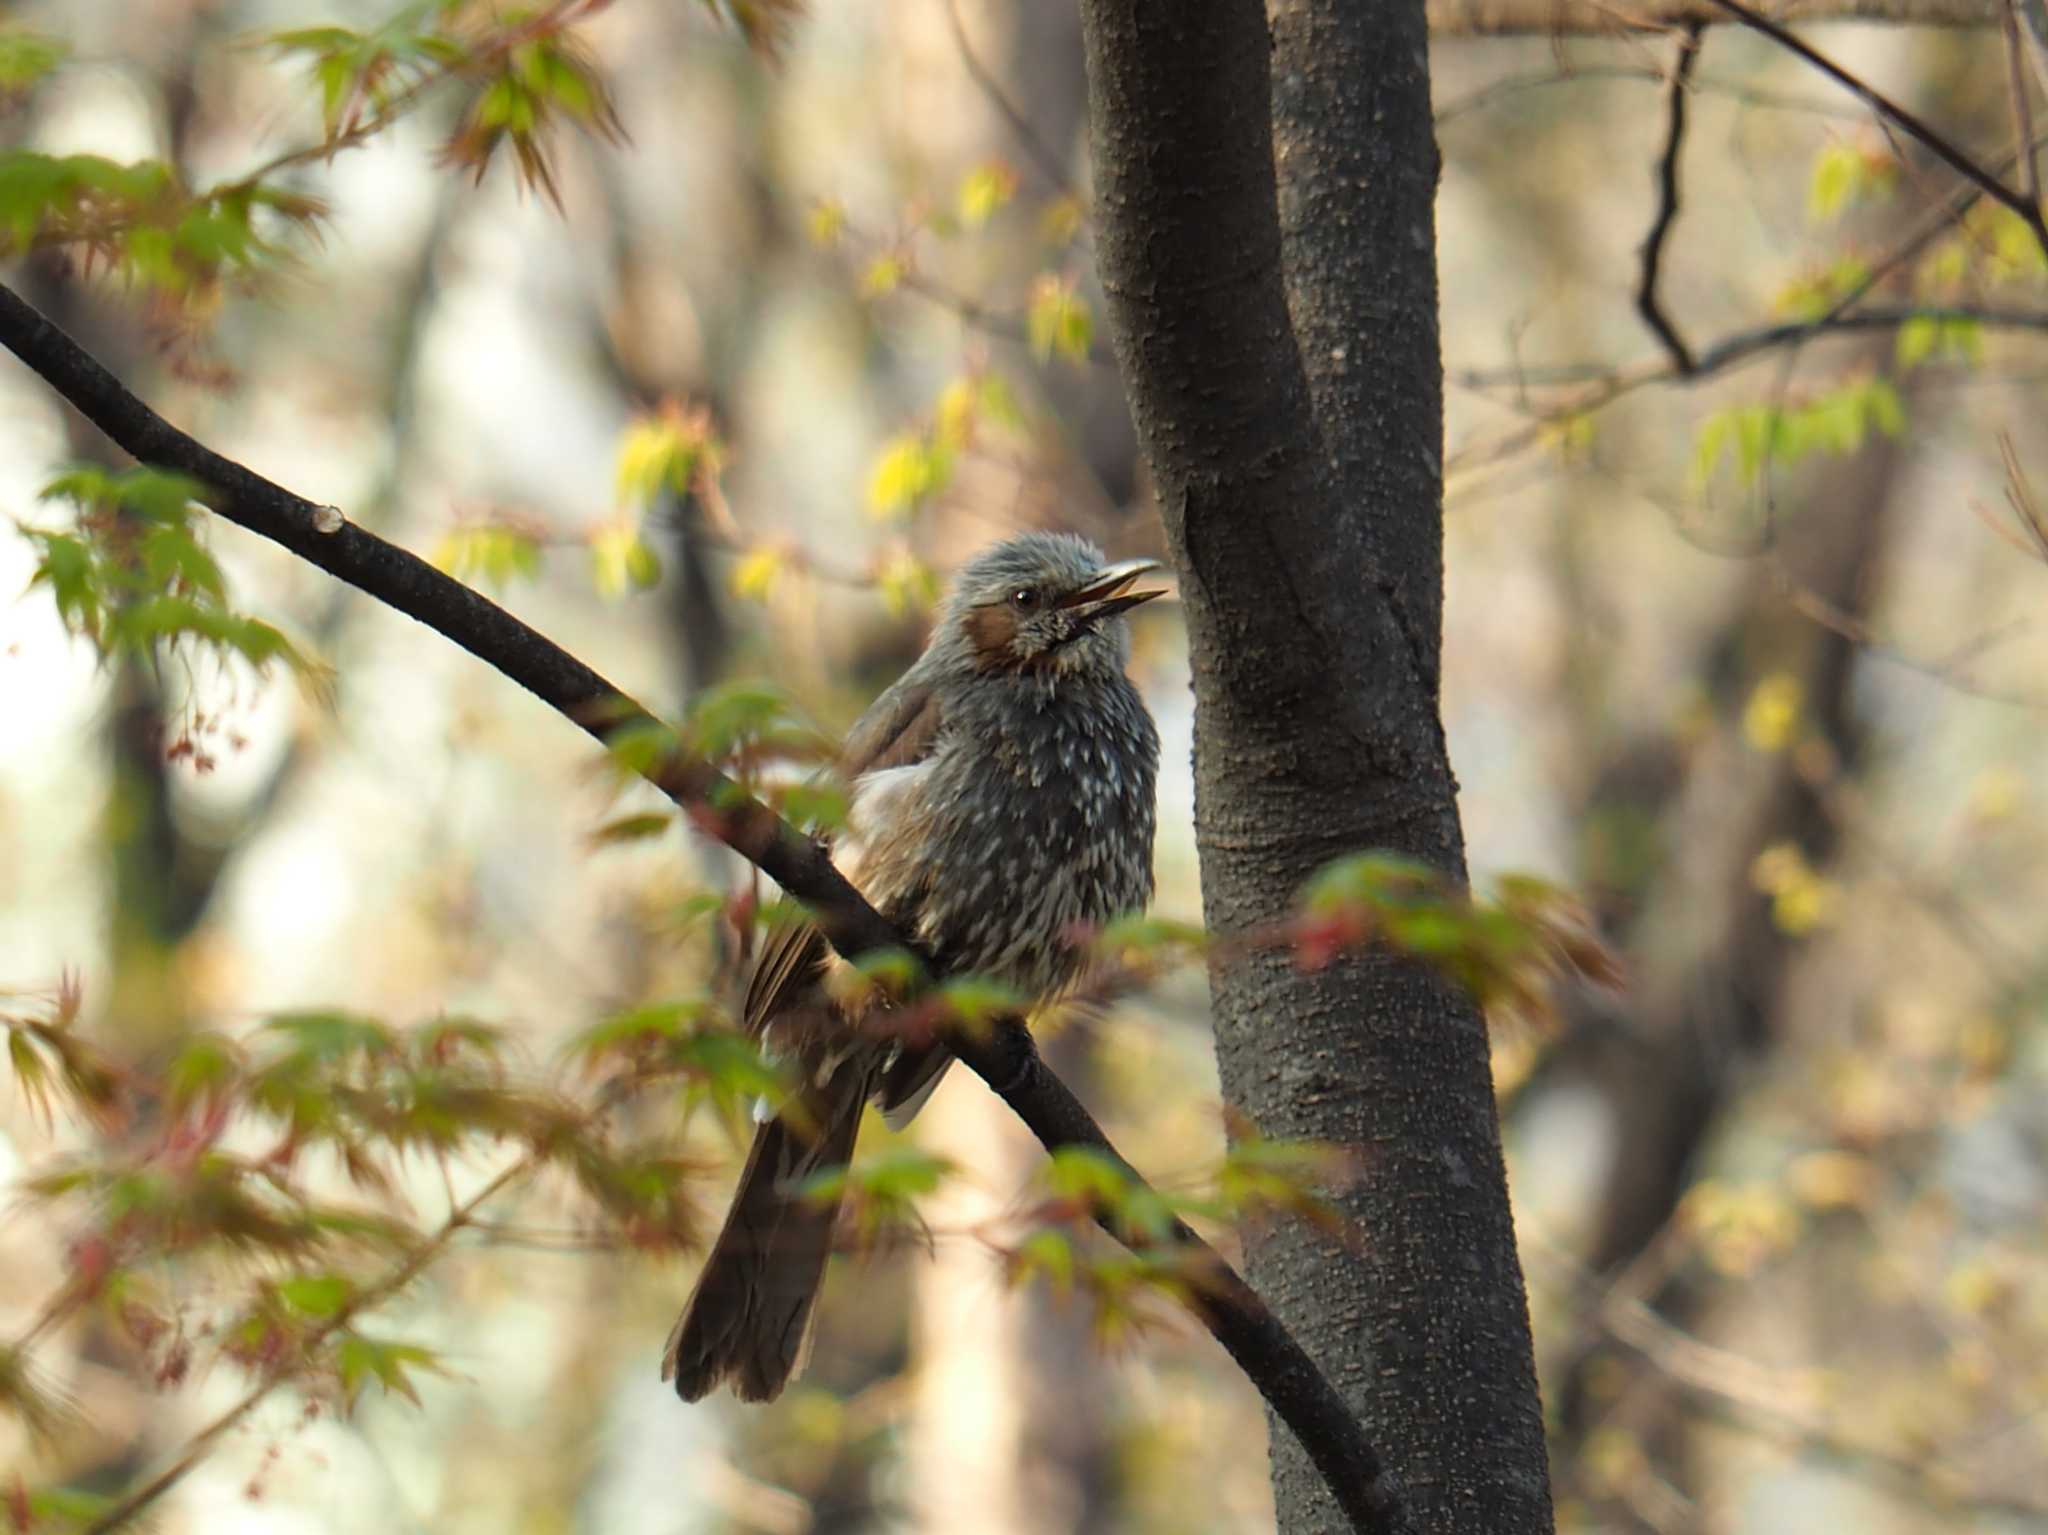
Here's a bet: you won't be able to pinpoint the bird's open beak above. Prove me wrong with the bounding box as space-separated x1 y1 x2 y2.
1059 557 1167 622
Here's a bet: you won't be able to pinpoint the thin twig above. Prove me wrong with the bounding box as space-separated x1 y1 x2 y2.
1448 305 2048 472
2005 0 2043 214
940 0 1077 202
1433 63 1866 125
1700 0 2048 260
0 282 1400 1535
1637 24 1704 373
83 1158 533 1534
216 0 602 199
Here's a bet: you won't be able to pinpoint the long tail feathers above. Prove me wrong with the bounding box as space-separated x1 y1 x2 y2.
663 1076 868 1403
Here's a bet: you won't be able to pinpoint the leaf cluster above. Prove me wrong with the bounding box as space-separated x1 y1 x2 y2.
999 1137 1350 1345
20 467 325 693
0 151 322 303
1294 852 1621 1027
1691 374 1905 490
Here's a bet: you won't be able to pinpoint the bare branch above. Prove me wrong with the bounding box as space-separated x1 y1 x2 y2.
1636 24 1704 373
1434 63 1867 124
1427 0 2001 35
0 281 1400 1535
2004 0 2043 211
941 0 1078 203
1448 304 2048 470
1700 0 2048 260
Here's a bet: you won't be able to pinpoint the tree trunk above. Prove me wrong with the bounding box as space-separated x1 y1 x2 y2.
1077 3 1552 1532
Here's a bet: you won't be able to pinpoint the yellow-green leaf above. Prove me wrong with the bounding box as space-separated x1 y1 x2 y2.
1027 274 1092 365
861 252 904 298
957 161 1017 229
806 199 845 247
591 521 662 599
730 544 785 602
866 433 941 520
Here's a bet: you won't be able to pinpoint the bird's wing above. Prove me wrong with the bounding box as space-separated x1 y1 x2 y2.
837 675 945 779
741 680 945 1037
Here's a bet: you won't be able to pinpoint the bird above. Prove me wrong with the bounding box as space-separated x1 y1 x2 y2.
663 531 1163 1403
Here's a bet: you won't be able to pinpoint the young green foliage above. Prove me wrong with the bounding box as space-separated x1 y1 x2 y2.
439 14 625 208
0 27 67 100
1025 272 1094 366
432 521 545 588
0 152 323 303
268 11 468 144
799 1146 957 1246
2 979 117 1129
1691 375 1905 490
22 466 326 695
1294 852 1620 1028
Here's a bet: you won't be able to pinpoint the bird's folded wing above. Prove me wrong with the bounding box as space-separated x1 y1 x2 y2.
741 680 945 1036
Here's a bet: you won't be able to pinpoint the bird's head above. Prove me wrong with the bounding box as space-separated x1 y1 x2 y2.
940 532 1165 680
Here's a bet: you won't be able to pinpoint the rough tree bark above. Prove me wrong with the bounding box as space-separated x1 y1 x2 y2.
1077 3 1552 1532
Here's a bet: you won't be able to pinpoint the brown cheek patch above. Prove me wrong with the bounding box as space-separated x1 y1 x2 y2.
965 604 1020 671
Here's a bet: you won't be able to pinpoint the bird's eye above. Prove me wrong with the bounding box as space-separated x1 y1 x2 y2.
1010 587 1040 610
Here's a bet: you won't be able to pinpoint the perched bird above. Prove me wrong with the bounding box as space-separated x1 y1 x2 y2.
664 532 1163 1402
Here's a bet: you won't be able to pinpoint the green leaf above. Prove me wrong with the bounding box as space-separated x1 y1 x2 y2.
1895 315 1938 370
1026 274 1093 365
0 29 67 95
591 519 662 599
433 523 542 587
264 1010 398 1064
931 976 1027 1026
774 779 849 834
277 1273 354 1319
1007 1227 1076 1292
589 811 675 847
956 161 1017 229
335 1333 444 1407
1807 141 1895 224
1863 375 1906 437
1042 1146 1132 1210
166 1032 242 1109
865 433 943 520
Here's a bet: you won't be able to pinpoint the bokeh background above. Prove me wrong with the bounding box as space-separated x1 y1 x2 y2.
5 3 2048 1532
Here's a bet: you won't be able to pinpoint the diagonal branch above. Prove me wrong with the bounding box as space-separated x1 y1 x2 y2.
2004 0 2044 213
0 281 1400 1535
1700 0 2048 260
1637 23 1704 374
941 0 1079 204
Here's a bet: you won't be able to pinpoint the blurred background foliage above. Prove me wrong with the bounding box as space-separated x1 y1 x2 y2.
2 2 2048 1532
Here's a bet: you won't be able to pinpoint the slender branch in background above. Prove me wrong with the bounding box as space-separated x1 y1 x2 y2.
1452 123 2048 411
1433 63 1867 124
2022 0 2048 97
2004 0 2043 212
1448 305 2048 471
1530 1236 2048 1525
1700 0 2048 259
1637 23 1704 374
1425 0 2004 35
0 282 1399 1535
941 0 1078 204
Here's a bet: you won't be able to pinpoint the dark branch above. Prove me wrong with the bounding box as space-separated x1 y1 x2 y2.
2004 0 2043 213
1428 0 2002 33
1701 0 2048 260
1637 24 1704 374
1451 304 2048 391
0 280 1400 1535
